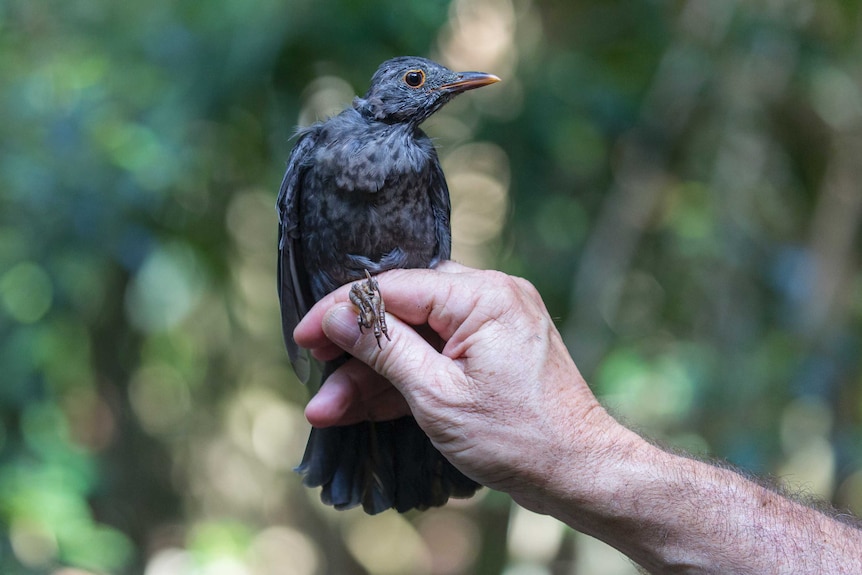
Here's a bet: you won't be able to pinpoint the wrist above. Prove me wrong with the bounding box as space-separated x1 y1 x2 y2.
509 396 692 567
523 418 693 570
546 409 658 530
508 387 649 525
529 417 862 574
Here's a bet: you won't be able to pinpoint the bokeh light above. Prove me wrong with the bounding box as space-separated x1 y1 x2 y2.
2 1 862 574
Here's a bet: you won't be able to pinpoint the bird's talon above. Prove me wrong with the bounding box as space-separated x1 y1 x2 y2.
349 270 389 347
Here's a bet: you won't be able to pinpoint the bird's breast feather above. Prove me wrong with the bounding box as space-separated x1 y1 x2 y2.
313 122 435 193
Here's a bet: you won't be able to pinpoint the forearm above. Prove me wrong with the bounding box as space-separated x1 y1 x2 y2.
535 416 862 574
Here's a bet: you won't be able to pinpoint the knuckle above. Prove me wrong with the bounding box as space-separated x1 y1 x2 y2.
480 270 529 308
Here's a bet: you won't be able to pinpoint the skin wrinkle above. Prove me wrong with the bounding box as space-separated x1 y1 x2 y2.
429 273 472 344
443 290 521 360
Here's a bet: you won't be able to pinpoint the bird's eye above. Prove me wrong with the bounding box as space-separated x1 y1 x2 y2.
403 70 426 88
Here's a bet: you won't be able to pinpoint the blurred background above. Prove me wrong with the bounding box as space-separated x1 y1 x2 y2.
2 0 862 573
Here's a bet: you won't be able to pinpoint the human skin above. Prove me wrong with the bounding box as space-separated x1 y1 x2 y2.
293 261 862 574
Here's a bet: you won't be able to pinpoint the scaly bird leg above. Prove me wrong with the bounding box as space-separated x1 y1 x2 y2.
349 270 391 348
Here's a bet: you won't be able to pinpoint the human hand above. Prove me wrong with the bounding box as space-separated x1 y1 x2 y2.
293 262 627 509
295 263 862 575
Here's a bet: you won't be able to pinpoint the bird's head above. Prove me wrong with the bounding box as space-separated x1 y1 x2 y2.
354 56 500 125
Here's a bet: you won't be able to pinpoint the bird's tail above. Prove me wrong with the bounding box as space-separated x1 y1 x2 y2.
296 417 481 514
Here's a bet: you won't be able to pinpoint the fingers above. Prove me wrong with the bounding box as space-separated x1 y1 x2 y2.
293 264 548 377
291 263 546 432
293 264 481 351
305 358 411 427
315 303 461 412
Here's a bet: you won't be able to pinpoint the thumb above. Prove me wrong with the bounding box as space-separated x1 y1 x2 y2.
320 304 367 351
320 303 456 405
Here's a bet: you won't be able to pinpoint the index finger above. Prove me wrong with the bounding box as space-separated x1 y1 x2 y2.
293 262 479 351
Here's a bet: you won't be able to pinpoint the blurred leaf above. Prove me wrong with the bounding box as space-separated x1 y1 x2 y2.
1 1 862 574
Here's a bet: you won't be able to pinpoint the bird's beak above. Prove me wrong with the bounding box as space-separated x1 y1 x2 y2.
440 71 501 93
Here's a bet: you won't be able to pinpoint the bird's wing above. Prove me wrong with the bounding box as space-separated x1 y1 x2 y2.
428 149 453 263
277 130 317 384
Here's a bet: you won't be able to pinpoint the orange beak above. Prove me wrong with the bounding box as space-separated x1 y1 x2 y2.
440 71 501 93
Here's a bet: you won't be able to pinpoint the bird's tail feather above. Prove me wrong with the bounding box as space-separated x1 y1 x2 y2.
296 417 481 514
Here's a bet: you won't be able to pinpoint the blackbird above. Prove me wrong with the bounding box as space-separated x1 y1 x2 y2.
276 56 499 513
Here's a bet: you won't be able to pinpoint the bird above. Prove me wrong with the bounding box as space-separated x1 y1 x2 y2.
276 56 500 514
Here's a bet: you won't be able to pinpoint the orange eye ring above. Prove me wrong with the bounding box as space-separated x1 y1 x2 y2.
403 69 426 88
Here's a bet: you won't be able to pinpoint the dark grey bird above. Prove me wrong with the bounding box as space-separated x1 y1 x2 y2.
276 56 499 514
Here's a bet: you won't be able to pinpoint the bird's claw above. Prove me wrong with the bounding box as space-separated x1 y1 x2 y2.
349 270 390 348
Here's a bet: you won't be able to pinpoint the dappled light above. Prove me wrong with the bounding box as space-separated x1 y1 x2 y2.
2 0 862 574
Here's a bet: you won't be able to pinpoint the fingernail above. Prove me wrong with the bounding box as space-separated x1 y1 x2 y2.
322 304 362 349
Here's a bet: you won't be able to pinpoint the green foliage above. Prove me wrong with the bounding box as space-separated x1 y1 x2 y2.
1 0 861 573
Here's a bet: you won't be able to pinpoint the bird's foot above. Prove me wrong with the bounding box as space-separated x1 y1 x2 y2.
349 270 390 348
